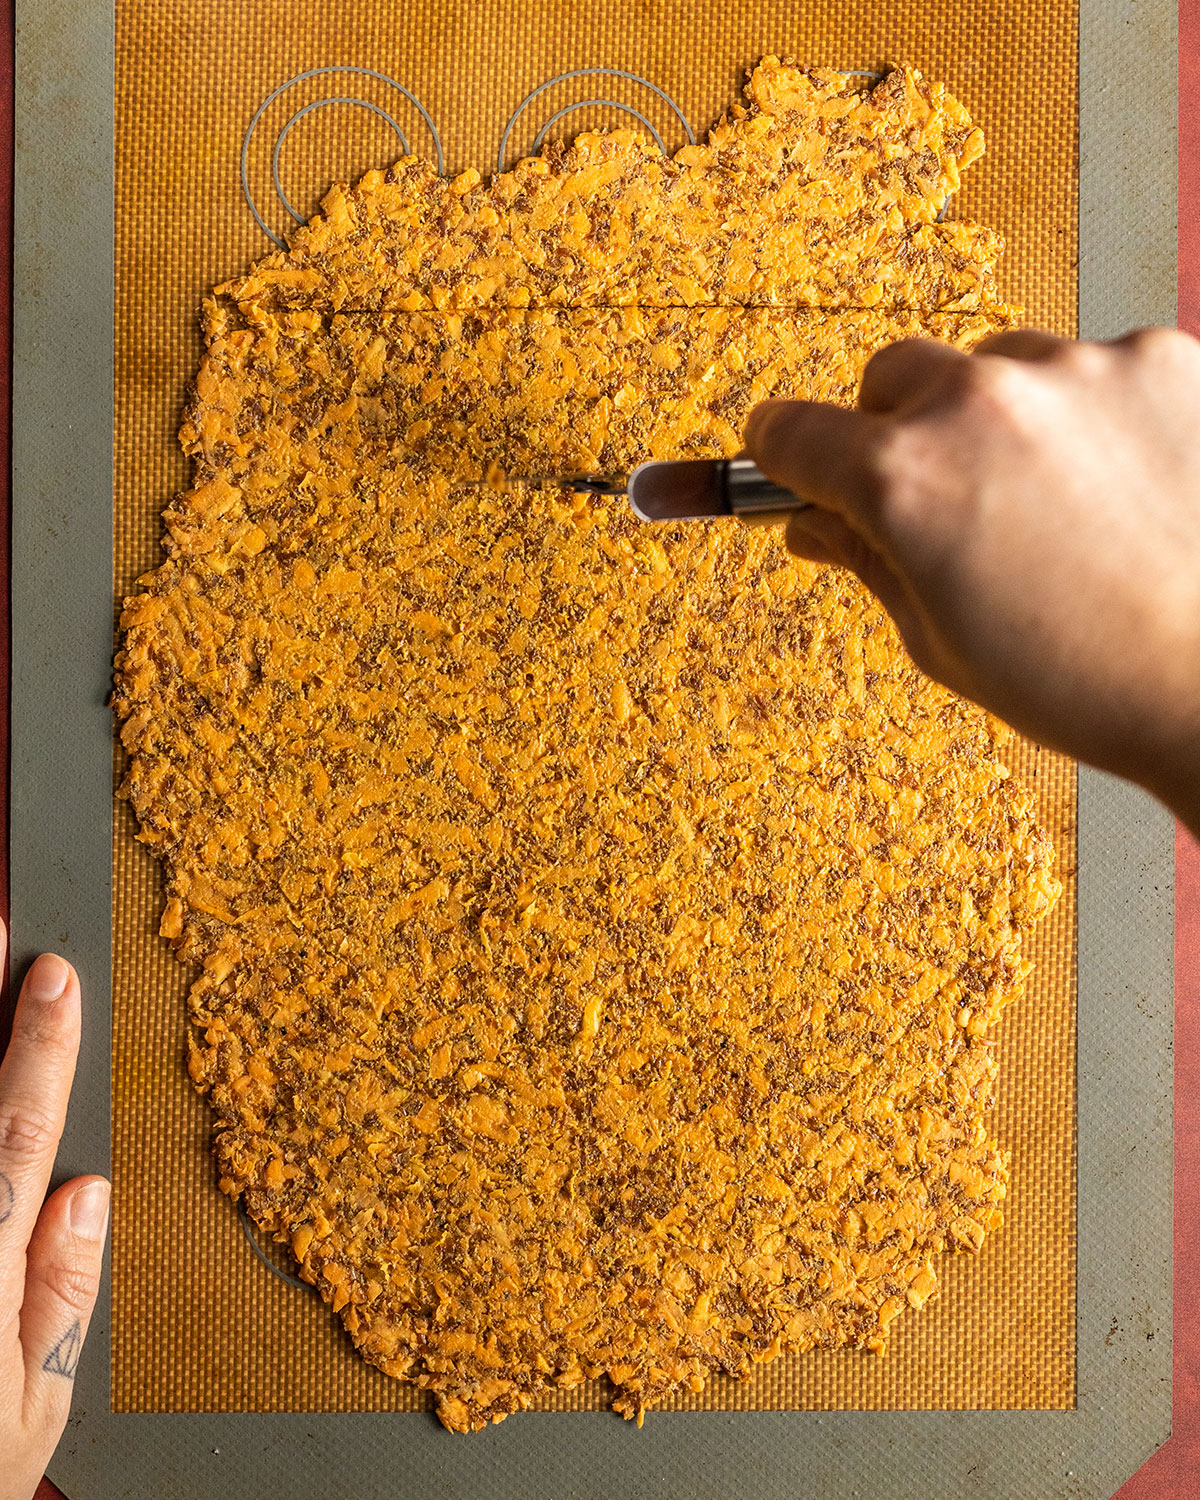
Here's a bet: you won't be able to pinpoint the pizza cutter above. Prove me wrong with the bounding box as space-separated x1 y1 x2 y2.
559 457 811 522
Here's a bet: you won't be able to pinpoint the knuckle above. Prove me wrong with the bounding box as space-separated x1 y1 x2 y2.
0 1102 60 1161
870 425 930 518
1117 326 1198 367
1120 325 1174 352
1054 339 1110 377
962 349 1020 392
861 339 964 410
866 336 923 375
1027 334 1088 368
13 1005 77 1061
900 346 975 403
44 1258 100 1312
956 356 1042 425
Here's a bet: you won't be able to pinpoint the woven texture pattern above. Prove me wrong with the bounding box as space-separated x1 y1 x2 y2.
113 0 1077 1413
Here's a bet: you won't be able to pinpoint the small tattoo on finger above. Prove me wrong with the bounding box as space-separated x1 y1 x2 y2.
0 1172 12 1225
43 1320 82 1379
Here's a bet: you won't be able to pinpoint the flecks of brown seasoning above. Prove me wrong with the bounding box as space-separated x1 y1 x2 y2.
113 58 1059 1431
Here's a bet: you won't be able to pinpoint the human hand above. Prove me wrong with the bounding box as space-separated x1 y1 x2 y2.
744 328 1200 828
0 932 108 1500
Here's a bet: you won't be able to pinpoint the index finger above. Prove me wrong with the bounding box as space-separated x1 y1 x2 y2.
0 952 80 1302
743 398 888 526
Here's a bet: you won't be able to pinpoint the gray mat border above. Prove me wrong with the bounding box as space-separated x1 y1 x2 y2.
11 0 1174 1495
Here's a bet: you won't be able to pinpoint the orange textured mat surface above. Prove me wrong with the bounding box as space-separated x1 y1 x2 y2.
113 0 1077 1413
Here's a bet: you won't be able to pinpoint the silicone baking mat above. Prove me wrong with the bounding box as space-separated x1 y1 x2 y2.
112 0 1078 1413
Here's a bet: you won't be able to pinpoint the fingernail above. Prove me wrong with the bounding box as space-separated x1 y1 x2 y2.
26 954 71 1003
69 1180 111 1241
